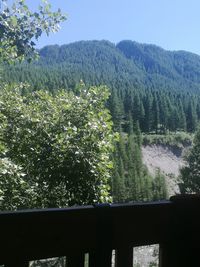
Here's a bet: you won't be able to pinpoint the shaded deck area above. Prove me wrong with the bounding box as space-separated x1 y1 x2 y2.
0 195 199 267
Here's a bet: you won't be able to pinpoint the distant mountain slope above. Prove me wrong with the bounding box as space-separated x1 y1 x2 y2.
3 40 145 91
117 40 200 93
3 40 200 93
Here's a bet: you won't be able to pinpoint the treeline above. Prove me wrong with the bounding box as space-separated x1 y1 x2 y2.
110 88 200 133
4 67 200 134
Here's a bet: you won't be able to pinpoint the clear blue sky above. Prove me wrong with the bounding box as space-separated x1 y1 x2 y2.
25 0 200 55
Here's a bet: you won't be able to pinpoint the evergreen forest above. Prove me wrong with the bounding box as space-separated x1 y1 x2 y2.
3 40 200 134
3 40 200 204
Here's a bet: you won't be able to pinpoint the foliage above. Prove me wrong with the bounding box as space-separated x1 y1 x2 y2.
179 126 200 193
30 257 65 267
0 84 115 209
149 263 158 267
3 40 200 134
152 169 168 200
0 0 66 63
142 132 193 149
0 157 34 210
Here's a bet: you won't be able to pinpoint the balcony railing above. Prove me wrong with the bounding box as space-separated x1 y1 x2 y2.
0 195 200 267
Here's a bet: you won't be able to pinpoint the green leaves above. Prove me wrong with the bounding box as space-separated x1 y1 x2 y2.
0 0 67 63
0 84 114 209
0 157 33 210
10 16 18 27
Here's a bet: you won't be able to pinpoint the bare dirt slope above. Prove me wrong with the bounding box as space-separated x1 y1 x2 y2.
142 145 189 196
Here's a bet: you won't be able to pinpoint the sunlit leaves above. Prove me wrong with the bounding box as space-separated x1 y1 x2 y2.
0 0 66 63
0 157 34 210
0 84 115 209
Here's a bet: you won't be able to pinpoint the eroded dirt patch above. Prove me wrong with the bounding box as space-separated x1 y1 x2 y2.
142 145 189 196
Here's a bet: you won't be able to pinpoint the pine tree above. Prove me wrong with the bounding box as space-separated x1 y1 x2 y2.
142 92 153 133
132 93 145 128
159 94 168 133
126 125 137 200
112 159 126 202
109 90 124 131
178 100 187 131
186 100 197 132
134 120 142 146
151 95 160 133
180 127 200 193
153 169 168 200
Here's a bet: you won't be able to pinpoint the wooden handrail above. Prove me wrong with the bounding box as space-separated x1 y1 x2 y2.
0 195 200 267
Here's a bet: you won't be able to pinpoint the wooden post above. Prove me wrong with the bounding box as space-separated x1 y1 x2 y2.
159 195 200 267
89 250 112 267
115 246 133 267
89 203 112 267
66 253 85 267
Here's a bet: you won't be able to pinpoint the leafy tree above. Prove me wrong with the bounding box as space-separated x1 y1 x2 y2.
0 157 34 210
0 0 66 63
0 84 115 209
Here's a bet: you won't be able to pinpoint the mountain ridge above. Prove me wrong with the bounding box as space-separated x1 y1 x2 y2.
3 39 200 94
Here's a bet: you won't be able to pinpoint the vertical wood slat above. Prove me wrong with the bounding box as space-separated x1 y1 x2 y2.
66 253 85 267
115 246 133 267
89 250 112 267
159 244 169 267
88 204 112 267
159 241 200 267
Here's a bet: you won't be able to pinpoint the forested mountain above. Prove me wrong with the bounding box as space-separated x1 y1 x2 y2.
3 40 200 134
117 41 200 93
3 40 145 91
4 39 200 93
3 40 200 203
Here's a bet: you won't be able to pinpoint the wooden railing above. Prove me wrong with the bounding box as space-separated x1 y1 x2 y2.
0 195 200 267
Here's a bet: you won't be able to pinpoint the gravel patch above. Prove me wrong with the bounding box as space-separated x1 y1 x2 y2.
142 144 189 196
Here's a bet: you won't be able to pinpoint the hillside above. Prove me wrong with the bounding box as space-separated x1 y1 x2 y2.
142 133 192 196
117 41 200 93
4 40 200 136
3 40 145 91
2 40 199 202
142 144 185 196
3 40 200 94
